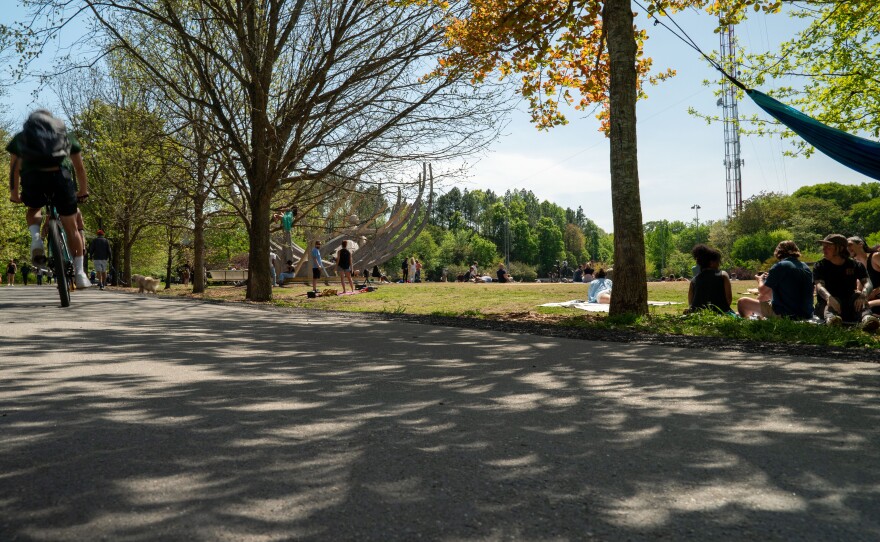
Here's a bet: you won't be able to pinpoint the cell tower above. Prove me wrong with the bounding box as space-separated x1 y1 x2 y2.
720 23 743 218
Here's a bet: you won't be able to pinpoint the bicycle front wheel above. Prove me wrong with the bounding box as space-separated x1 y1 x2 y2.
48 219 71 307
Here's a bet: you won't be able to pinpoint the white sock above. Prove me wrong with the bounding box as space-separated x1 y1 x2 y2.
28 224 41 243
74 256 84 274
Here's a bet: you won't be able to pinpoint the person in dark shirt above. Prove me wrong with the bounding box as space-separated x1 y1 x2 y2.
336 240 355 293
738 240 814 320
813 234 879 330
497 263 510 283
89 229 112 290
687 244 733 314
7 110 92 289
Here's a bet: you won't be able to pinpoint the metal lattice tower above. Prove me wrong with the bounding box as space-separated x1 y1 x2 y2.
720 23 743 218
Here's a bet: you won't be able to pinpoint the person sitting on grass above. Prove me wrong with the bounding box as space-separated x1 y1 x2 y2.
737 240 813 320
813 234 879 331
278 260 296 286
587 268 612 303
847 237 880 316
371 265 390 284
497 263 510 283
582 262 595 282
686 244 733 315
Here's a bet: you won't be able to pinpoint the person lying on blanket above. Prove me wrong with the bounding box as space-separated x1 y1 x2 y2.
586 269 612 303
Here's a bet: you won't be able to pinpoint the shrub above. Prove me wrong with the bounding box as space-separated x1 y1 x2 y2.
508 261 537 282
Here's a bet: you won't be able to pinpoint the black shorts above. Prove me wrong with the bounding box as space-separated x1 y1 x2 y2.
312 268 322 279
20 169 78 217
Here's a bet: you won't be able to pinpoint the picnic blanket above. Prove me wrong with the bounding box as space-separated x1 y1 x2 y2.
539 300 683 312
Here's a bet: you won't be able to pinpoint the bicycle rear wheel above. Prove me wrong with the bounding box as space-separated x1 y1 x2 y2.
48 219 71 307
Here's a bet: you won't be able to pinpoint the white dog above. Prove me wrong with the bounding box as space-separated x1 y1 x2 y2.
131 274 161 294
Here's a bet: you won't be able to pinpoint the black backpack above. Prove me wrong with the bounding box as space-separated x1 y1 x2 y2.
19 111 71 167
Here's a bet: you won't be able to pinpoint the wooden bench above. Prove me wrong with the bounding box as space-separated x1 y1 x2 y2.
207 269 249 285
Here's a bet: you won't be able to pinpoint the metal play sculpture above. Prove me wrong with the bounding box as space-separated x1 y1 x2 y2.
271 164 433 281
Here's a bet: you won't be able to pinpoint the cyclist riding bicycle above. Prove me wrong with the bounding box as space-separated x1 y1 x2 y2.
7 109 92 289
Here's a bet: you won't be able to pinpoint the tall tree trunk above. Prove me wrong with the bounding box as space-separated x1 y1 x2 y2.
246 185 273 302
605 0 648 316
164 226 173 289
123 224 133 287
192 199 206 294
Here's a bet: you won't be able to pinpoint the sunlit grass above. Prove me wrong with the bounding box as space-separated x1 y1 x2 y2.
154 279 880 349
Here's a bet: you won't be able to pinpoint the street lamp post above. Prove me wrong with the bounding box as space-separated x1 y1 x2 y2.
691 204 701 225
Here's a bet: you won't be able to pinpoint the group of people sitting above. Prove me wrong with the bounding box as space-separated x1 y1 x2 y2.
687 234 880 331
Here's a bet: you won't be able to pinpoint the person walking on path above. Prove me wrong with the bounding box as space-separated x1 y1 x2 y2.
20 262 31 286
7 109 91 289
89 229 112 290
311 240 327 292
336 240 355 293
814 234 880 330
6 259 17 286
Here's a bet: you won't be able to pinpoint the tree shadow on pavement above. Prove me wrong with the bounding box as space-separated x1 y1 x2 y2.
0 288 878 541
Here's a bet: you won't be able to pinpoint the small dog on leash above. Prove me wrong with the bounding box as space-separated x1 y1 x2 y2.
131 274 161 294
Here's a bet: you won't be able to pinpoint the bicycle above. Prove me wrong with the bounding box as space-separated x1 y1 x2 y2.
43 203 75 307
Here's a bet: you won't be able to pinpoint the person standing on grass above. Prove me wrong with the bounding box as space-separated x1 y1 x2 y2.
686 244 733 315
813 234 879 331
269 249 278 288
400 257 408 283
336 240 355 293
408 257 417 283
737 240 813 320
311 240 326 292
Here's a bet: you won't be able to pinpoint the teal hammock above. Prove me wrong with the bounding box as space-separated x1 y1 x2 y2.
745 89 880 182
635 2 880 182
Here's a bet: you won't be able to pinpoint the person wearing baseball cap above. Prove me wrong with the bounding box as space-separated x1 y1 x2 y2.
813 233 880 330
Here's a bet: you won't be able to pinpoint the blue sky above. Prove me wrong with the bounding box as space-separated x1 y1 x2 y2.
463 8 872 230
3 4 873 231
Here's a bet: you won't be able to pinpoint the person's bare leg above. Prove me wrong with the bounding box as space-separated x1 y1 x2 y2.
340 272 347 293
75 210 86 255
347 271 354 291
26 207 42 227
737 297 762 318
597 291 611 304
59 214 83 256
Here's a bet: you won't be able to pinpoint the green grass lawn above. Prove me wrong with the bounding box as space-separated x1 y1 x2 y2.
162 280 697 315
155 279 880 350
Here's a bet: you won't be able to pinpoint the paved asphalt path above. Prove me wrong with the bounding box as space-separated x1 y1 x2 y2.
1 286 879 541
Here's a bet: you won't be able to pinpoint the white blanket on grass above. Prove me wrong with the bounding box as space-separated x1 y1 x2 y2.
539 300 683 312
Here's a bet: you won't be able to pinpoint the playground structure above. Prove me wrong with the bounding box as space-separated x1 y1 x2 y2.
271 165 433 283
